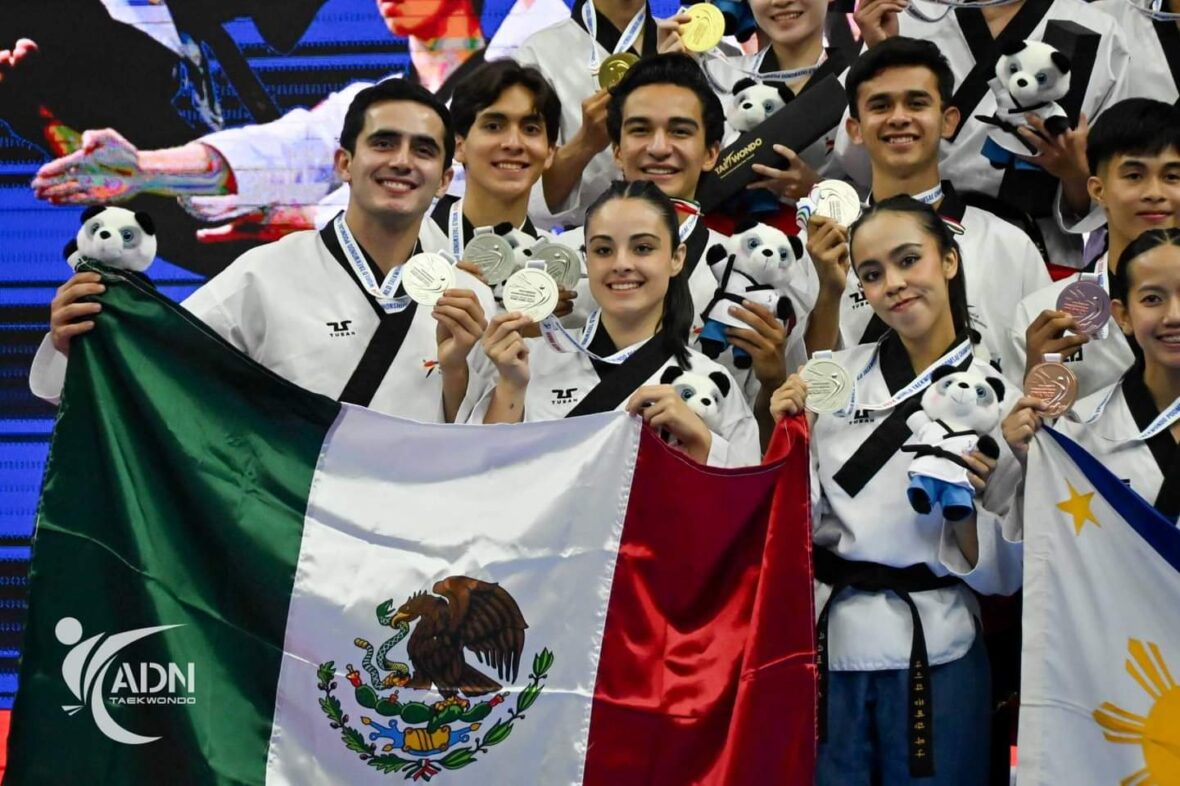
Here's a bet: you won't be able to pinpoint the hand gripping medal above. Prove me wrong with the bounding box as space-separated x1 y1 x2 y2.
502 267 560 322
401 252 455 307
598 52 639 89
463 230 518 286
797 180 864 228
530 240 582 290
802 353 853 414
1055 280 1112 337
680 4 725 52
1025 352 1078 418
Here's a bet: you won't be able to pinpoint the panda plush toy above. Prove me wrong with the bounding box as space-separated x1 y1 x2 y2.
64 205 157 273
900 365 1005 522
976 39 1072 171
659 365 730 435
730 78 793 134
699 222 802 369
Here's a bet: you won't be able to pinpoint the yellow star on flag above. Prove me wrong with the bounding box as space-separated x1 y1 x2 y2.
1057 480 1100 535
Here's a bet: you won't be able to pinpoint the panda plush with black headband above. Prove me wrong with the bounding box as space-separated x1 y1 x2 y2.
900 365 1005 522
977 39 1072 171
64 206 157 273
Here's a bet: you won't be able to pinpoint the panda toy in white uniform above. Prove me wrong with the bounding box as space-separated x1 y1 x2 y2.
901 365 1005 522
977 39 1072 171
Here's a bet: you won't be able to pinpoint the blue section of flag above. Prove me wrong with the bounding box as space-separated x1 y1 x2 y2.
1046 427 1180 573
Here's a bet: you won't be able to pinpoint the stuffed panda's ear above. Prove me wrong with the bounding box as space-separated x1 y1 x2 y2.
930 364 957 383
788 235 803 260
1050 51 1071 75
986 375 1006 402
63 238 78 259
770 81 794 103
708 371 731 399
732 78 756 95
660 366 686 384
733 217 758 234
706 244 729 266
1000 39 1027 57
80 205 105 223
134 211 155 236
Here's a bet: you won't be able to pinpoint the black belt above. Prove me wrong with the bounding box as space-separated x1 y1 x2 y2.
813 548 962 778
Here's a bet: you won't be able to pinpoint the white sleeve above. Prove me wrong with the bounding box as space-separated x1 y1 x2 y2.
706 370 762 467
29 334 68 405
1002 295 1034 387
937 451 1023 595
187 81 373 219
1053 186 1107 236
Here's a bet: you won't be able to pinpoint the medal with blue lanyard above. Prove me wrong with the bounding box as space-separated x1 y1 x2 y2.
333 213 415 314
841 338 975 416
584 2 647 81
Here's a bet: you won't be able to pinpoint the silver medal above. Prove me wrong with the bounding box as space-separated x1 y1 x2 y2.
401 252 455 307
502 267 560 322
530 240 582 290
802 357 853 414
463 232 518 286
801 180 863 228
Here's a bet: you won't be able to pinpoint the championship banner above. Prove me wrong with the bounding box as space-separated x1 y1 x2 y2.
5 270 816 785
1017 428 1180 785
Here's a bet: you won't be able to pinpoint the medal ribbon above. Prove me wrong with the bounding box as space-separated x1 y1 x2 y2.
843 339 974 414
911 183 944 206
333 213 412 314
1126 0 1180 20
1078 254 1110 339
700 47 824 94
448 198 465 259
905 0 1021 22
1072 379 1180 441
673 199 701 242
585 3 646 75
539 308 649 365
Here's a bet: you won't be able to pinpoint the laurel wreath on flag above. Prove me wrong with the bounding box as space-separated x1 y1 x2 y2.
317 648 555 781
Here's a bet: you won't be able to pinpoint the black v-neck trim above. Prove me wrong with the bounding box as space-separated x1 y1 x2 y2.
683 220 712 277
587 322 622 379
571 0 656 56
947 0 1052 143
319 217 420 320
936 180 967 224
429 195 539 248
1121 366 1180 518
1152 17 1180 106
879 331 973 394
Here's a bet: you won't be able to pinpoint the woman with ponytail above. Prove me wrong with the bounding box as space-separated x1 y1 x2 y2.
770 195 1022 784
1005 228 1180 519
473 180 760 468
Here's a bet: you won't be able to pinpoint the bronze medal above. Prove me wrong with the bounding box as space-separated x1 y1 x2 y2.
1056 280 1112 337
1025 356 1078 418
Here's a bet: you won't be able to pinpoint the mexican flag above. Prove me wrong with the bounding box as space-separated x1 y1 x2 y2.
6 267 816 785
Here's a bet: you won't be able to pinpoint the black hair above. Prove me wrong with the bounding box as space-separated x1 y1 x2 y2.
844 37 955 120
848 195 976 342
339 79 455 169
1087 99 1180 177
1110 228 1180 303
583 180 693 366
450 59 562 145
606 53 726 149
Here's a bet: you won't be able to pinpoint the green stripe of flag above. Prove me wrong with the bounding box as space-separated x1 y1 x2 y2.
7 266 340 785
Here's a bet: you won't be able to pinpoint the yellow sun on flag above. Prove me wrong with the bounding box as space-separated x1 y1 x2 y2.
1093 639 1180 785
1057 480 1100 535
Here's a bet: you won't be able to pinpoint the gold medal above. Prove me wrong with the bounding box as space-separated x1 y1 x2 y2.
680 4 725 53
597 53 639 89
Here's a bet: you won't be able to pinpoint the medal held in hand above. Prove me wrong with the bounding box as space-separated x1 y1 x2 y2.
797 180 863 228
1025 353 1078 418
680 4 725 52
1055 280 1111 337
802 355 854 414
503 267 560 322
531 240 582 290
463 232 518 286
402 252 455 307
598 53 639 89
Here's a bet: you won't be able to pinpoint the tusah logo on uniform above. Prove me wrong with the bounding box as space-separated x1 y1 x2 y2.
327 320 356 337
848 286 867 308
56 616 196 745
850 409 874 425
317 576 553 781
551 387 578 405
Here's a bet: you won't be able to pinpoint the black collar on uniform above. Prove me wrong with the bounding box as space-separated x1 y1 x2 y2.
587 321 622 379
1122 362 1180 519
571 0 657 56
319 217 421 320
758 47 848 94
429 194 539 248
946 0 1052 143
683 219 712 277
1153 17 1180 106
